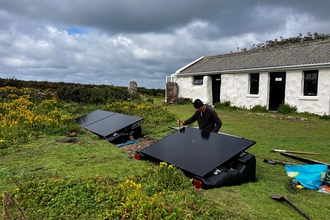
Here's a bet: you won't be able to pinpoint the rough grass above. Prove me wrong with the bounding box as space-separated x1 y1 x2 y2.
1 100 330 219
165 103 330 220
0 132 152 193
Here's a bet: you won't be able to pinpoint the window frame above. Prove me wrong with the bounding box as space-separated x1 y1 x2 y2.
193 76 204 85
249 73 259 95
303 70 318 96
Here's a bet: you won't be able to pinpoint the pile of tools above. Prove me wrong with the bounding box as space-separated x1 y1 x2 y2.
259 148 328 220
257 148 327 166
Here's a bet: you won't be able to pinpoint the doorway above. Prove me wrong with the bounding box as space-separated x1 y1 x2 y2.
269 72 286 111
212 75 221 105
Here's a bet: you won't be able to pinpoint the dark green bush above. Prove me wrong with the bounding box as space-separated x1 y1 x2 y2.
137 87 165 96
319 113 330 120
250 104 268 112
277 103 297 114
172 97 192 105
146 98 154 103
214 101 230 109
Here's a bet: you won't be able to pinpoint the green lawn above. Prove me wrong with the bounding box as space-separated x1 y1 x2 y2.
165 103 330 220
1 100 330 219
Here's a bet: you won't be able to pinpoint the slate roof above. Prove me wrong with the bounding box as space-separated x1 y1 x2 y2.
178 39 330 74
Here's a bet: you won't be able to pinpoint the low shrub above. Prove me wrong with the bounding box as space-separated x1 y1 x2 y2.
214 101 230 109
277 103 297 114
171 97 192 105
0 87 176 148
319 113 330 120
105 100 176 128
214 101 240 111
250 104 268 112
0 87 80 148
146 98 154 104
9 163 224 219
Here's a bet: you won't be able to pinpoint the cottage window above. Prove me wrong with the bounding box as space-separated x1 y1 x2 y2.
249 73 259 94
193 76 204 85
303 70 318 96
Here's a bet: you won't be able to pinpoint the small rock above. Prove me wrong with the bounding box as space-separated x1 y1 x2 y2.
68 132 76 137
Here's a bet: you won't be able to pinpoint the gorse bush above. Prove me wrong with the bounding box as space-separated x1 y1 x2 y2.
105 100 177 129
0 87 79 148
0 86 176 149
0 86 54 104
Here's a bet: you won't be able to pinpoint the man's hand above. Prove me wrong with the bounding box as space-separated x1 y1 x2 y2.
177 119 184 125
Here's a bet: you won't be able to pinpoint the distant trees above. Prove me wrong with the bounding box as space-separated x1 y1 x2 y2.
236 32 330 52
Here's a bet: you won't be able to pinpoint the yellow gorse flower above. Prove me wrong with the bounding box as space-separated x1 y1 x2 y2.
1 86 74 145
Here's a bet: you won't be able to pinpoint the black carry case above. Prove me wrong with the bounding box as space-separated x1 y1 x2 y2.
194 152 256 190
106 124 142 144
130 124 142 139
231 151 256 183
106 133 130 144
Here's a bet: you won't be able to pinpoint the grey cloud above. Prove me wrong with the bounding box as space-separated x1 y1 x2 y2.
1 1 328 37
0 0 330 89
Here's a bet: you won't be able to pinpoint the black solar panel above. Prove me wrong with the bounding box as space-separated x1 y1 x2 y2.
75 109 143 138
139 127 255 177
75 109 115 127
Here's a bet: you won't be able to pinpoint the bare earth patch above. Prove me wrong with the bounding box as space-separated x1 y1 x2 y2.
118 135 158 159
60 132 158 159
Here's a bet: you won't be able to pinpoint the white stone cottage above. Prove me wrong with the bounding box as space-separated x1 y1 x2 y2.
166 40 330 115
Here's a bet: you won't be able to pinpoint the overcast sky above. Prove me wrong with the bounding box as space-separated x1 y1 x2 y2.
0 0 329 89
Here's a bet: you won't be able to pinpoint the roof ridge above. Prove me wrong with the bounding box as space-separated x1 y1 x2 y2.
207 39 330 59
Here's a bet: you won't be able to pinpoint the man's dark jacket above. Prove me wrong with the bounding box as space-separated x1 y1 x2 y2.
184 106 222 132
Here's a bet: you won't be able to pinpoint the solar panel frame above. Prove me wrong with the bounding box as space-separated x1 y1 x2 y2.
75 109 116 127
139 127 256 177
75 109 143 138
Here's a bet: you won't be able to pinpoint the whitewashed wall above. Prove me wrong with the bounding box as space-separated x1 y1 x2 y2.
175 76 213 105
174 68 330 115
285 69 330 115
221 72 269 109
